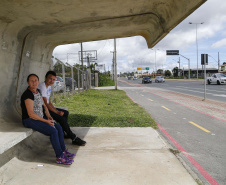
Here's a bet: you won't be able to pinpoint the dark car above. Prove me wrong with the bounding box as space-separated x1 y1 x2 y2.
142 77 152 84
65 77 77 91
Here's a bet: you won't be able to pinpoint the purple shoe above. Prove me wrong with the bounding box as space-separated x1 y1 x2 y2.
56 154 73 165
64 149 76 159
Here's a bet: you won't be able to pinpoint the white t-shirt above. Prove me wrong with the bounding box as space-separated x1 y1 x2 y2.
38 82 51 104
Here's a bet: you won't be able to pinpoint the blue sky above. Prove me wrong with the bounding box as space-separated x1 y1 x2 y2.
53 0 226 74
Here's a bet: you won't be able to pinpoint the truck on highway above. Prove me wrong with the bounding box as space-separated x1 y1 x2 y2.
207 73 226 85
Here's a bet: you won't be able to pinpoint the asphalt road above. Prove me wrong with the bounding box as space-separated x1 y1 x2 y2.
118 78 226 185
124 78 226 102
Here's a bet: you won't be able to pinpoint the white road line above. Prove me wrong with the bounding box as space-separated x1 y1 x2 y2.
170 87 226 97
175 86 226 93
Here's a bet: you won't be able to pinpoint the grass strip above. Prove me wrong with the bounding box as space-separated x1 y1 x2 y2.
54 89 157 128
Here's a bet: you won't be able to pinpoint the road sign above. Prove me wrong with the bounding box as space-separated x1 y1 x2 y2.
201 54 208 65
166 50 179 55
145 67 149 70
137 67 141 70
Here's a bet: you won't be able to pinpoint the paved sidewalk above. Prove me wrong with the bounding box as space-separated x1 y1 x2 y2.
0 127 197 185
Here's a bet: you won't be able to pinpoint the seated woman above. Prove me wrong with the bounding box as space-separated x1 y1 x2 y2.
21 73 75 165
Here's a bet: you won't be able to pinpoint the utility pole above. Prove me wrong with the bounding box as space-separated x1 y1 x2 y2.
179 54 190 79
151 48 159 78
81 43 84 89
183 67 184 78
178 57 180 76
114 38 117 90
189 22 204 79
218 52 220 71
87 54 92 89
110 51 114 80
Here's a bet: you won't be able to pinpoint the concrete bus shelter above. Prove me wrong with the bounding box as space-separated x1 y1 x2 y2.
0 0 206 157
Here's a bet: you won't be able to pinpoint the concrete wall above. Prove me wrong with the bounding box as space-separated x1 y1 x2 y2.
0 0 206 126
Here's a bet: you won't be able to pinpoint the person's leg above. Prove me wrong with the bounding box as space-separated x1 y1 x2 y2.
23 118 64 158
57 108 69 122
54 122 75 159
49 109 76 140
54 123 66 151
49 109 86 146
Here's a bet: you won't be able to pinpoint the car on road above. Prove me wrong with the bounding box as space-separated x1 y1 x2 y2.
155 76 165 83
142 77 152 84
207 73 226 85
127 76 132 80
133 76 137 80
65 77 77 91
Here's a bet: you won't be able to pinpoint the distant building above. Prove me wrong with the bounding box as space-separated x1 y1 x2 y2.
220 64 226 74
182 68 218 78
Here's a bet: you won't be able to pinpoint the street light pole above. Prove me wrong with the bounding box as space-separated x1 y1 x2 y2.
151 48 159 78
189 22 204 79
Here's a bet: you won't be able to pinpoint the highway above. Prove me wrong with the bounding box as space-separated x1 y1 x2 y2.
122 78 226 102
118 78 226 185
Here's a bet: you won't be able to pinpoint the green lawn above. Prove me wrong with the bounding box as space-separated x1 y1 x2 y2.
54 89 157 128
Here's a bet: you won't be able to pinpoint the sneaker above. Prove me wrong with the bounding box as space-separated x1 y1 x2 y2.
72 137 86 146
64 149 76 159
56 155 73 165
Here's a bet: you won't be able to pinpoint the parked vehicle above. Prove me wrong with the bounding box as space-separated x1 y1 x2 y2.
155 76 165 83
55 76 65 92
128 76 132 80
142 77 152 84
65 77 77 91
133 76 137 80
53 81 63 92
207 73 226 85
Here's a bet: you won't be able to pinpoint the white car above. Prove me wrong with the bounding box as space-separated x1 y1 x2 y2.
52 76 65 92
53 81 63 92
155 76 165 83
207 73 226 85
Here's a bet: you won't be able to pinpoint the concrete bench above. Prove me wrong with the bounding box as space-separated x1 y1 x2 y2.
0 126 34 155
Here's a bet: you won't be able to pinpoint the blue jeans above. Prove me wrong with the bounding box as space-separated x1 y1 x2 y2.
22 118 66 158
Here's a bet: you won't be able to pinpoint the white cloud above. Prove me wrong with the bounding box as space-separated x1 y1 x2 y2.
212 38 226 48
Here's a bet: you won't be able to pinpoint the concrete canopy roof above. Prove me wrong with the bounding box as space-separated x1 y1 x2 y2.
0 0 206 47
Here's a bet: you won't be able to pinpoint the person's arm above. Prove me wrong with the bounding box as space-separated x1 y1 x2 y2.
42 97 64 116
43 102 53 120
25 99 54 126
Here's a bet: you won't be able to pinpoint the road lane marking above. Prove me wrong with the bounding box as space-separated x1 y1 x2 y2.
148 99 153 101
170 87 226 97
175 85 226 93
158 124 219 185
161 106 171 111
188 121 210 133
146 91 226 122
140 94 144 96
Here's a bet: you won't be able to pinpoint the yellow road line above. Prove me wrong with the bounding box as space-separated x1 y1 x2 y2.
188 121 210 133
161 106 171 111
140 94 144 96
148 99 153 101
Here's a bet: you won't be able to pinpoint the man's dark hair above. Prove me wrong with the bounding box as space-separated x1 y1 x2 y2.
45 71 56 78
27 74 39 82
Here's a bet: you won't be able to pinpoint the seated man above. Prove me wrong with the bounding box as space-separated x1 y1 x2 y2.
38 71 86 146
